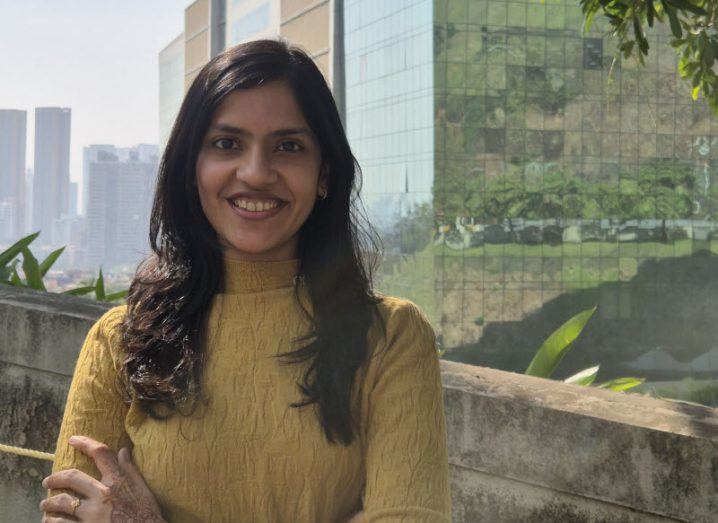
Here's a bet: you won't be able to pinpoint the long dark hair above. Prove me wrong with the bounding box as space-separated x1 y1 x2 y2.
119 38 384 445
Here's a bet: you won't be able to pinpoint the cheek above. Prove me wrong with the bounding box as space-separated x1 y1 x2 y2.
195 160 223 206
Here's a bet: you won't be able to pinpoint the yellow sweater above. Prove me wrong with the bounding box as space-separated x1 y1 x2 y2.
50 256 452 522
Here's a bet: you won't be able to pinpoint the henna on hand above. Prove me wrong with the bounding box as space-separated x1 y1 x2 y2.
101 475 166 523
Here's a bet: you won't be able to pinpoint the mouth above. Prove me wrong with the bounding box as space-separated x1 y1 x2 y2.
227 197 287 220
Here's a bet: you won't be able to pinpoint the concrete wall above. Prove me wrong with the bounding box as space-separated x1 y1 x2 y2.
0 285 110 523
1 286 716 522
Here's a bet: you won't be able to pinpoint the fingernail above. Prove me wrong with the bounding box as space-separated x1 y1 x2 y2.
68 435 77 444
41 477 47 488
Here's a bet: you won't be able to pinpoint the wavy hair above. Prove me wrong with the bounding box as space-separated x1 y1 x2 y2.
119 38 384 445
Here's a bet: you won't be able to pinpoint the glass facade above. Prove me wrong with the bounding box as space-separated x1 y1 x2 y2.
346 0 718 405
345 0 436 319
159 34 185 154
231 2 270 44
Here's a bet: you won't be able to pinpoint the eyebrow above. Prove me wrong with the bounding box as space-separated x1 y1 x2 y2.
210 124 313 139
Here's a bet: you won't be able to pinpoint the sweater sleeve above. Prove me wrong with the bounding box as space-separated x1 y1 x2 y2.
48 305 132 498
361 299 452 523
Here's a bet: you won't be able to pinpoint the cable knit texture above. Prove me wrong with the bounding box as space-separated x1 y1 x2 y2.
49 254 452 522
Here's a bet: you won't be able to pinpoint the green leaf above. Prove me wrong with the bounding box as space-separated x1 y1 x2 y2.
619 40 635 58
596 377 645 391
666 0 707 16
61 285 96 296
0 231 40 268
632 17 649 55
662 1 683 39
525 306 597 378
95 267 106 301
692 84 701 100
0 258 20 282
678 56 696 77
692 72 702 87
564 365 600 386
39 246 65 277
103 289 128 302
583 9 598 34
21 246 45 291
702 37 715 67
10 266 24 286
647 0 655 27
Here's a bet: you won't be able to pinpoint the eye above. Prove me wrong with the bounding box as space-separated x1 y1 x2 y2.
212 138 237 150
277 141 303 153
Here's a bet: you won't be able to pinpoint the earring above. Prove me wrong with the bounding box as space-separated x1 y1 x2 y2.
318 187 328 200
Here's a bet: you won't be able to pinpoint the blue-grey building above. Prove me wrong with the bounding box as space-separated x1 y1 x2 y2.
33 107 71 245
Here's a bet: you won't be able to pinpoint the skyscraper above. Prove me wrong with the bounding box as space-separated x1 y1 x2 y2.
86 145 158 268
0 109 27 240
159 33 185 154
184 0 226 91
33 107 71 243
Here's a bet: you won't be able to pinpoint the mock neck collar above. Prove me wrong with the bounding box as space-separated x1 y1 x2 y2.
219 253 301 294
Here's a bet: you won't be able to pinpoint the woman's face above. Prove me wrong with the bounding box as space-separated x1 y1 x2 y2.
195 80 326 261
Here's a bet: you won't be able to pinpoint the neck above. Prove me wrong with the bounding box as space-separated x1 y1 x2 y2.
219 252 300 294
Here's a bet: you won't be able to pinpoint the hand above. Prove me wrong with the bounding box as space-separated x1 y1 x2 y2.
40 435 166 522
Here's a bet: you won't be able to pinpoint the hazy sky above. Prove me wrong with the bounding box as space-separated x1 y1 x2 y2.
0 0 189 189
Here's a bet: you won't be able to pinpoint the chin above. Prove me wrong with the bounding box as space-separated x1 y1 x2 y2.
224 241 282 259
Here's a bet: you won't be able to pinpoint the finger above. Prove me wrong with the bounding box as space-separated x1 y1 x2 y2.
43 469 105 498
39 493 82 517
117 447 162 513
117 447 145 485
68 435 121 479
42 516 76 523
347 511 364 523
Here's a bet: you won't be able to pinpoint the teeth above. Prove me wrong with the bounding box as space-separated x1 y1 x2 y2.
231 198 281 212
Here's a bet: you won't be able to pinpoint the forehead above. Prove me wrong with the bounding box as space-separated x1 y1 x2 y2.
210 80 308 128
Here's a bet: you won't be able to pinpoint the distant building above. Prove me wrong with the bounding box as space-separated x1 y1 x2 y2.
52 214 87 270
0 200 17 241
69 181 78 217
279 0 344 114
85 145 158 269
159 33 185 154
184 0 227 91
164 0 343 114
33 107 71 244
227 0 279 46
82 144 115 217
0 109 27 240
24 168 32 235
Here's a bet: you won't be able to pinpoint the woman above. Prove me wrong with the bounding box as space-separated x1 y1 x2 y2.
40 38 451 522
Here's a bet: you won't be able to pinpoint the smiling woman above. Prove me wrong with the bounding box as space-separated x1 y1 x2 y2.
195 82 327 262
42 38 451 523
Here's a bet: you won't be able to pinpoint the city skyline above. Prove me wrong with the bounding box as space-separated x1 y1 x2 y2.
0 0 189 214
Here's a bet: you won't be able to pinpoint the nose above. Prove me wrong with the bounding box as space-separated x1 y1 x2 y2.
234 144 277 186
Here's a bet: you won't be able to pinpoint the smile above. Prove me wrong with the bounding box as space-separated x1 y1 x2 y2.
227 198 286 220
231 197 282 211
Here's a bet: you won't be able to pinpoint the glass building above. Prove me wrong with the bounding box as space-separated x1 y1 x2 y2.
345 0 718 404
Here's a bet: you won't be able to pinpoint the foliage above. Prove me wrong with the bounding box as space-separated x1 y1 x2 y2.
580 0 718 113
385 202 435 256
524 306 646 392
435 304 645 392
0 232 128 303
435 159 697 226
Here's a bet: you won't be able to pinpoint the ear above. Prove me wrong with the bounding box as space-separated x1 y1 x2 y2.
318 164 329 192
